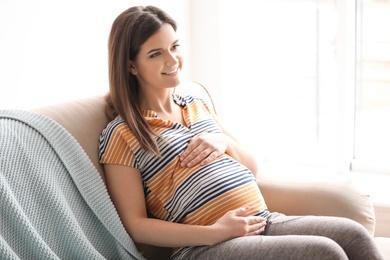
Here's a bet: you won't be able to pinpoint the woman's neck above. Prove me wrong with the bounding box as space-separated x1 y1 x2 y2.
140 88 185 125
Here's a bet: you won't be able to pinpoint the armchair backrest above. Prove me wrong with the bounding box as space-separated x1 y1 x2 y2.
32 81 216 182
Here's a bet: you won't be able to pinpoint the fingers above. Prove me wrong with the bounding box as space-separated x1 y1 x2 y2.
247 222 266 236
213 206 267 240
233 206 266 236
180 145 213 167
180 141 214 168
231 205 251 217
247 218 267 236
230 206 267 235
180 133 225 168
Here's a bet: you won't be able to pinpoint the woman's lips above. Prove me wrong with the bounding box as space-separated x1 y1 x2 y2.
162 67 179 76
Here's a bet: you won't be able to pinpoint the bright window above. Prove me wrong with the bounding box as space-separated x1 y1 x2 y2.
218 0 339 168
354 0 390 173
215 0 390 174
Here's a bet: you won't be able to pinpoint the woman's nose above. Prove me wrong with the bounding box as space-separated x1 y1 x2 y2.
165 52 179 67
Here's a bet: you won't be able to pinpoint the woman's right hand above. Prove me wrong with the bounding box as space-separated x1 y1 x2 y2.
210 206 267 244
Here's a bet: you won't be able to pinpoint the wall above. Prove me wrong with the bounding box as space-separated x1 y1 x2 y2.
187 0 222 109
0 0 191 109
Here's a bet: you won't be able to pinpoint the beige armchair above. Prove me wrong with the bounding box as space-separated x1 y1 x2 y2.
33 81 389 260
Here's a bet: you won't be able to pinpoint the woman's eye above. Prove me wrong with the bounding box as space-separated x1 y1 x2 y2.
150 52 161 58
172 44 180 50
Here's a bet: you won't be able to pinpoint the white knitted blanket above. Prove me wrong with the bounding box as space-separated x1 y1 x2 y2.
0 110 145 260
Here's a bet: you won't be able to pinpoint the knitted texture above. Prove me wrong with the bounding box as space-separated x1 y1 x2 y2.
0 110 145 260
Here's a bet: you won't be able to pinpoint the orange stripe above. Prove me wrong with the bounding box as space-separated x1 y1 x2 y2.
183 182 266 225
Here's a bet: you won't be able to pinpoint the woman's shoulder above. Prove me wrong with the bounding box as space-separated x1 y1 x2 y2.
176 93 203 103
100 116 133 141
99 116 137 162
103 115 124 131
176 93 215 116
174 93 207 109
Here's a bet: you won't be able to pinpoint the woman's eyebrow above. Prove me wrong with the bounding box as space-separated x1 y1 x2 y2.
147 48 162 54
146 39 180 54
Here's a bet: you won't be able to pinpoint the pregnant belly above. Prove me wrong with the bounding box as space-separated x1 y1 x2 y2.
180 180 268 226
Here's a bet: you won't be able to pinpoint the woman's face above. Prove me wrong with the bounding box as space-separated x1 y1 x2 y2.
131 23 183 91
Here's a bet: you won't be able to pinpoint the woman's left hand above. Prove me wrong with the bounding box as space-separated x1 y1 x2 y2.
179 132 228 168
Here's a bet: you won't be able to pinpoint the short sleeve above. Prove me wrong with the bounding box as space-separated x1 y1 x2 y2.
99 120 138 168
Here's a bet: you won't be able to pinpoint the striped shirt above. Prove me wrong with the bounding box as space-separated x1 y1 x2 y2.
99 94 269 258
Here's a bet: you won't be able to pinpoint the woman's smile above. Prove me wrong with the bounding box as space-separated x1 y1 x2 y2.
162 67 179 76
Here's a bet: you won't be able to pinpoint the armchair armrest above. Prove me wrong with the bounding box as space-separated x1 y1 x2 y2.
257 174 376 236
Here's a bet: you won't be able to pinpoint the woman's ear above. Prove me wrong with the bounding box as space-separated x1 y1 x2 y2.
129 61 137 75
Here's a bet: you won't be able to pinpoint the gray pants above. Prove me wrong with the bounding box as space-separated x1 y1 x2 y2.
178 213 383 260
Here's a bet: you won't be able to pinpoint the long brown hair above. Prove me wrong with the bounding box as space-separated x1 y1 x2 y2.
106 6 177 155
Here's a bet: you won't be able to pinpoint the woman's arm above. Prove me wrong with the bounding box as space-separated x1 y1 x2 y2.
220 125 259 177
104 164 265 247
179 124 259 177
